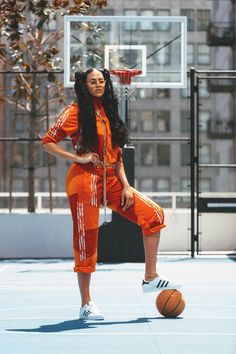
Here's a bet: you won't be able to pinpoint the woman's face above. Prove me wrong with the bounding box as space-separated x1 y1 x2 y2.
85 69 106 98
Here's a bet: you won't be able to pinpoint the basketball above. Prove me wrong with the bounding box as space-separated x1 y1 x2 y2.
156 289 185 317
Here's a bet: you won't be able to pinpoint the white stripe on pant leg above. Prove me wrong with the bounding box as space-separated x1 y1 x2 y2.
76 202 83 260
77 202 86 261
90 174 98 207
90 174 94 206
132 189 164 225
94 175 98 206
79 203 86 260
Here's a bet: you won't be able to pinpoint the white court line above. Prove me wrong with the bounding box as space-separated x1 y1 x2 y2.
1 316 236 320
0 265 9 272
1 278 235 283
0 286 236 290
0 331 235 336
0 303 236 311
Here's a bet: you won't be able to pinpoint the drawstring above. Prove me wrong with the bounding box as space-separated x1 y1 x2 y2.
96 109 108 225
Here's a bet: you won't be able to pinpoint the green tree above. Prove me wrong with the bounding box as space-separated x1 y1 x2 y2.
0 0 107 212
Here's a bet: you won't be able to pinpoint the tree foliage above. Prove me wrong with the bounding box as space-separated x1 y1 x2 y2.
0 0 108 211
0 0 108 108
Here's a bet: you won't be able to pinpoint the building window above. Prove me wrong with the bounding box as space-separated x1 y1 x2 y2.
42 150 57 166
140 111 154 132
155 43 170 65
197 44 210 65
157 144 170 166
181 9 194 31
141 144 154 166
139 88 154 98
100 8 114 15
199 111 210 132
197 10 211 31
181 78 190 98
15 114 27 133
156 178 170 192
140 10 155 30
133 143 139 166
156 10 170 31
99 9 114 31
181 110 190 132
146 42 156 65
199 144 211 164
156 89 170 98
181 177 190 191
12 178 26 191
157 111 170 132
200 178 212 192
181 144 190 166
140 178 154 192
12 143 25 166
46 13 57 31
124 10 138 30
35 178 41 192
123 40 139 67
130 111 139 132
187 43 194 65
199 178 212 192
42 178 57 192
199 79 210 98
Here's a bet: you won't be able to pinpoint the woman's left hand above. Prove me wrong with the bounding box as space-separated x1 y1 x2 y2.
121 186 134 211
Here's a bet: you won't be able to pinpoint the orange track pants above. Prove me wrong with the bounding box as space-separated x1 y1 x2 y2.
67 164 166 273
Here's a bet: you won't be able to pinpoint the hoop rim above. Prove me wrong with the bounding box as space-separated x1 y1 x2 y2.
110 69 142 85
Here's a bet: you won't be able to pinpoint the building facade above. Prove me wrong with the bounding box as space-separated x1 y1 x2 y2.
0 0 235 206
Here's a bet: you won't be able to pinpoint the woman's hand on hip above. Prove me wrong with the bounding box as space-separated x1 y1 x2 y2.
77 152 101 167
121 186 134 211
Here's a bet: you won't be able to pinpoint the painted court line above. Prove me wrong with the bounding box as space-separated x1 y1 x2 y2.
1 279 235 284
0 286 236 290
0 303 236 311
0 265 9 272
0 331 235 336
1 315 236 320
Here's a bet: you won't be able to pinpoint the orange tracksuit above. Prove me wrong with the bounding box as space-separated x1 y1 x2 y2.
42 100 166 273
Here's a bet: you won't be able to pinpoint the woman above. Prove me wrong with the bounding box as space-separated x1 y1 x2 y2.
42 68 182 320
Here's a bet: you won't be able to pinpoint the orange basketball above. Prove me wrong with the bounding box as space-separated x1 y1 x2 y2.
156 289 185 317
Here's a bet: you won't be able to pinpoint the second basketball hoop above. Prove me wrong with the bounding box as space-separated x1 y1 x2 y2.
110 69 142 101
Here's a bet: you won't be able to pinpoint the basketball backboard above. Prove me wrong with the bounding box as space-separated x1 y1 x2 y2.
64 16 187 88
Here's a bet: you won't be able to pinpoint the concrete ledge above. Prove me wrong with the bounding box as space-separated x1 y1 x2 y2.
0 211 190 258
0 214 73 258
0 211 235 258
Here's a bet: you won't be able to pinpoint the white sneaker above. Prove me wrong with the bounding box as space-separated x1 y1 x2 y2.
79 301 105 320
142 275 183 293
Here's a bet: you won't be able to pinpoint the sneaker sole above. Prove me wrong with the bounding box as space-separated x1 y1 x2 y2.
80 315 105 320
142 284 182 293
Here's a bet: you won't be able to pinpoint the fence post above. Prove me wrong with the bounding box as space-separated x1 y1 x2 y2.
190 67 196 257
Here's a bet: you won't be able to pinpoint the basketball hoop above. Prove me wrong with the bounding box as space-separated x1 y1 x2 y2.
110 69 142 101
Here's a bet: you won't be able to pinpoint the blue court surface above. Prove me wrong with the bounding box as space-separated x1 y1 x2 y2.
0 257 236 354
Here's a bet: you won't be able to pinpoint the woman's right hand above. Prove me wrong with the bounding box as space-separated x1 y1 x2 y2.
77 152 102 168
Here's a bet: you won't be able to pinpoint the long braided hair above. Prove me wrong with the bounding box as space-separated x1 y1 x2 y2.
74 68 129 151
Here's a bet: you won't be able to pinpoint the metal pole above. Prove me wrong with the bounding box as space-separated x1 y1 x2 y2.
45 85 53 212
190 68 196 258
196 77 200 254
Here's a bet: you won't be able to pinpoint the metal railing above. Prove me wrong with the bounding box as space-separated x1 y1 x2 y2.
0 191 191 213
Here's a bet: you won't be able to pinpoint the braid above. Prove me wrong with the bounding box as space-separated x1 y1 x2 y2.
74 68 129 151
74 70 98 150
101 69 129 147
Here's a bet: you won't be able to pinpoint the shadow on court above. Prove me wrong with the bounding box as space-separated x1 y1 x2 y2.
6 316 182 333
